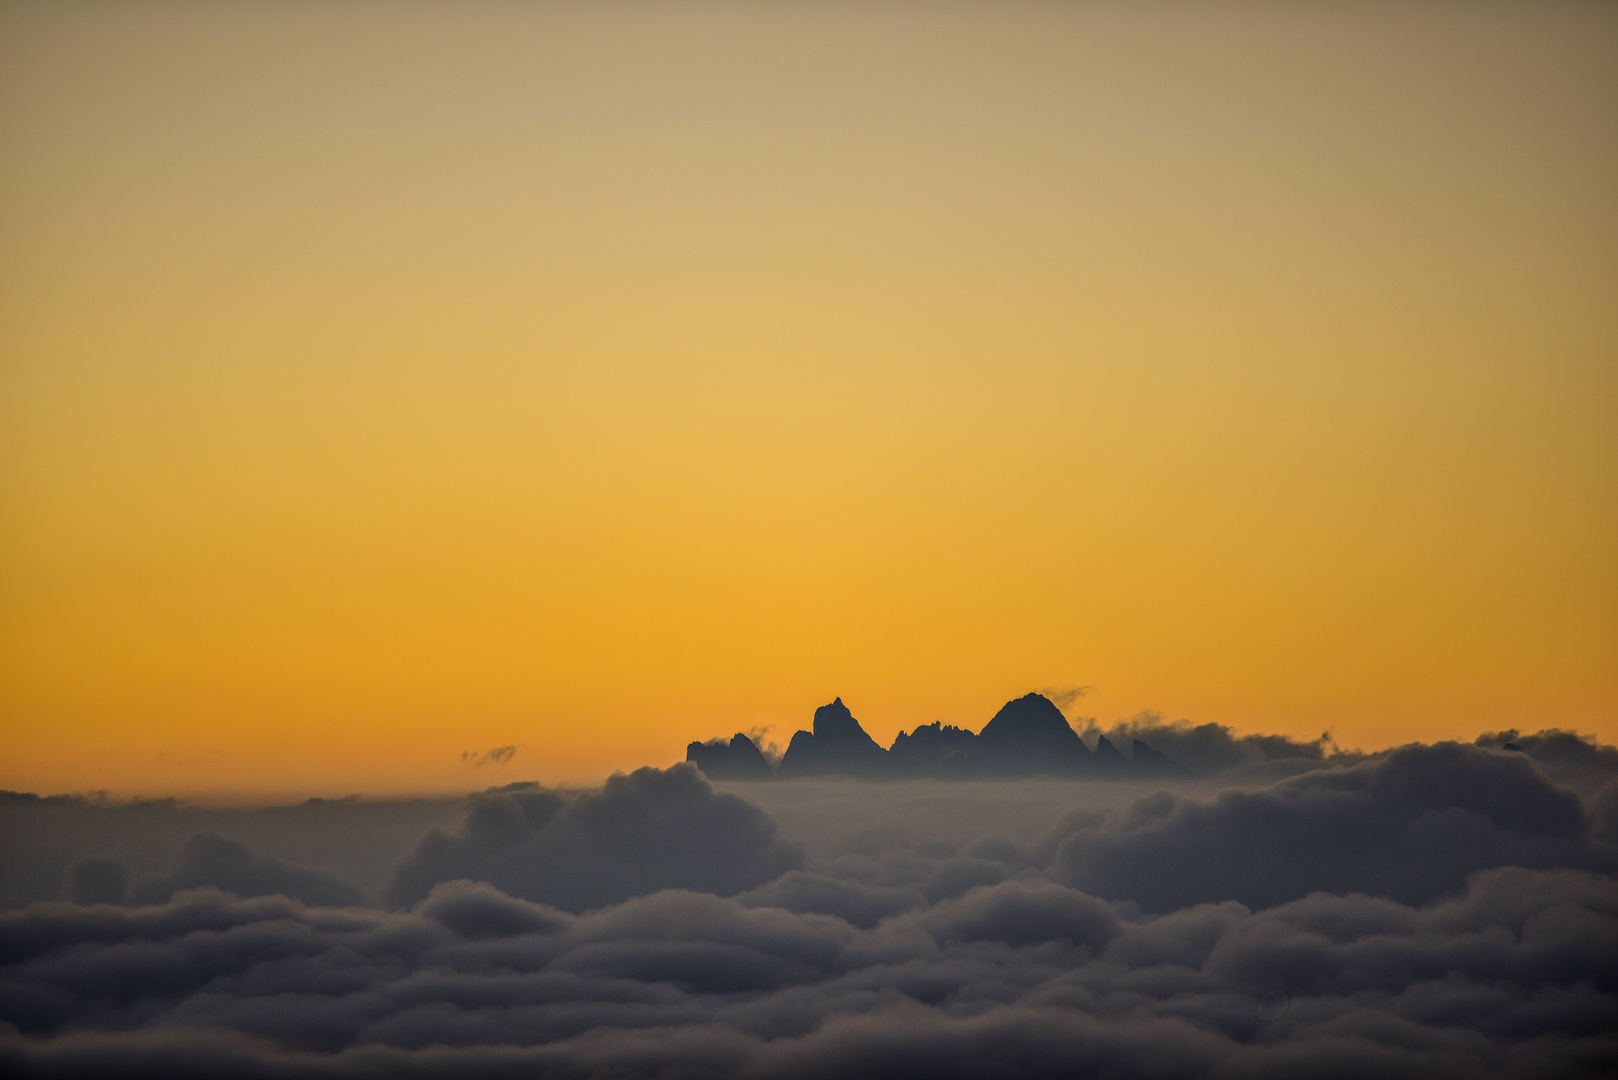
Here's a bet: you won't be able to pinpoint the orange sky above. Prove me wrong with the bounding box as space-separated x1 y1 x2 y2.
2 1 1614 798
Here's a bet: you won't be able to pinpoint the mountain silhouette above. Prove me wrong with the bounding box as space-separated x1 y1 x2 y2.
1090 733 1129 776
956 692 1091 776
685 733 774 781
888 721 977 776
776 698 888 778
685 692 1188 782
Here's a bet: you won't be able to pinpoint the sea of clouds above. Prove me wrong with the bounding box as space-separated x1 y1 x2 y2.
2 725 1616 1078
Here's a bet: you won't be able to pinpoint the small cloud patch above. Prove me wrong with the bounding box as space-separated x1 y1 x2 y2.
462 745 518 767
1038 686 1090 711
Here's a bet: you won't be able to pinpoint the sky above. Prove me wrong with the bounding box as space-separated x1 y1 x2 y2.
1 1 1615 797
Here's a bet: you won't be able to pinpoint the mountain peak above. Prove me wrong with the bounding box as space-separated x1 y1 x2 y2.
778 698 886 778
978 693 1083 747
813 698 875 745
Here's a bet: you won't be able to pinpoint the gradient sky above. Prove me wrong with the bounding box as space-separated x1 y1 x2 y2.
2 1 1614 797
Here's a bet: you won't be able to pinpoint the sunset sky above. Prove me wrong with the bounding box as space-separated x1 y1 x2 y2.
2 1 1614 797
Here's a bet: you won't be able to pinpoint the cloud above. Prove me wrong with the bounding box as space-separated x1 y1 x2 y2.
747 726 785 769
0 791 461 910
462 745 519 767
1591 777 1618 847
1475 728 1618 788
1045 742 1611 912
736 871 924 929
1082 712 1345 779
414 878 569 939
386 764 804 912
1 865 1613 1078
1037 685 1090 711
128 831 362 908
3 734 1617 1076
59 854 131 906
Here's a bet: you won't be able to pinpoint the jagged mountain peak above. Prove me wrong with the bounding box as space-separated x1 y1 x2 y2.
812 698 880 749
776 697 886 778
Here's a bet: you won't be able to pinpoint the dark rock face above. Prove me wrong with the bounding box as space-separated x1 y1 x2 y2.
776 698 889 778
685 733 775 781
388 765 801 911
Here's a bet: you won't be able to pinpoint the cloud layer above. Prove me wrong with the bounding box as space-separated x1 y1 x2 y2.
387 764 803 912
2 865 1614 1078
1045 743 1610 911
2 735 1616 1077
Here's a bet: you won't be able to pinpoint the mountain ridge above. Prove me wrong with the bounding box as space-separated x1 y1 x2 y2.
685 693 1190 781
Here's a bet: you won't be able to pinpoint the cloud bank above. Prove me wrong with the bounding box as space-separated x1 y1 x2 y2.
2 866 1614 1077
2 730 1616 1077
1045 743 1609 912
386 765 803 911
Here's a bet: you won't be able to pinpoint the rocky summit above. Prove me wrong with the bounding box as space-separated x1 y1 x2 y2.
685 732 775 781
775 697 889 778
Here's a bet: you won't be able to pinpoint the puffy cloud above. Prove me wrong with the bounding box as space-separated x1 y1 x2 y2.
387 764 803 912
1083 712 1346 779
3 736 1617 1076
1474 729 1618 793
1 866 1614 1078
736 872 924 929
414 879 569 939
1 794 462 910
917 878 1120 949
1045 743 1610 912
131 832 362 908
1592 777 1618 847
59 854 130 906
